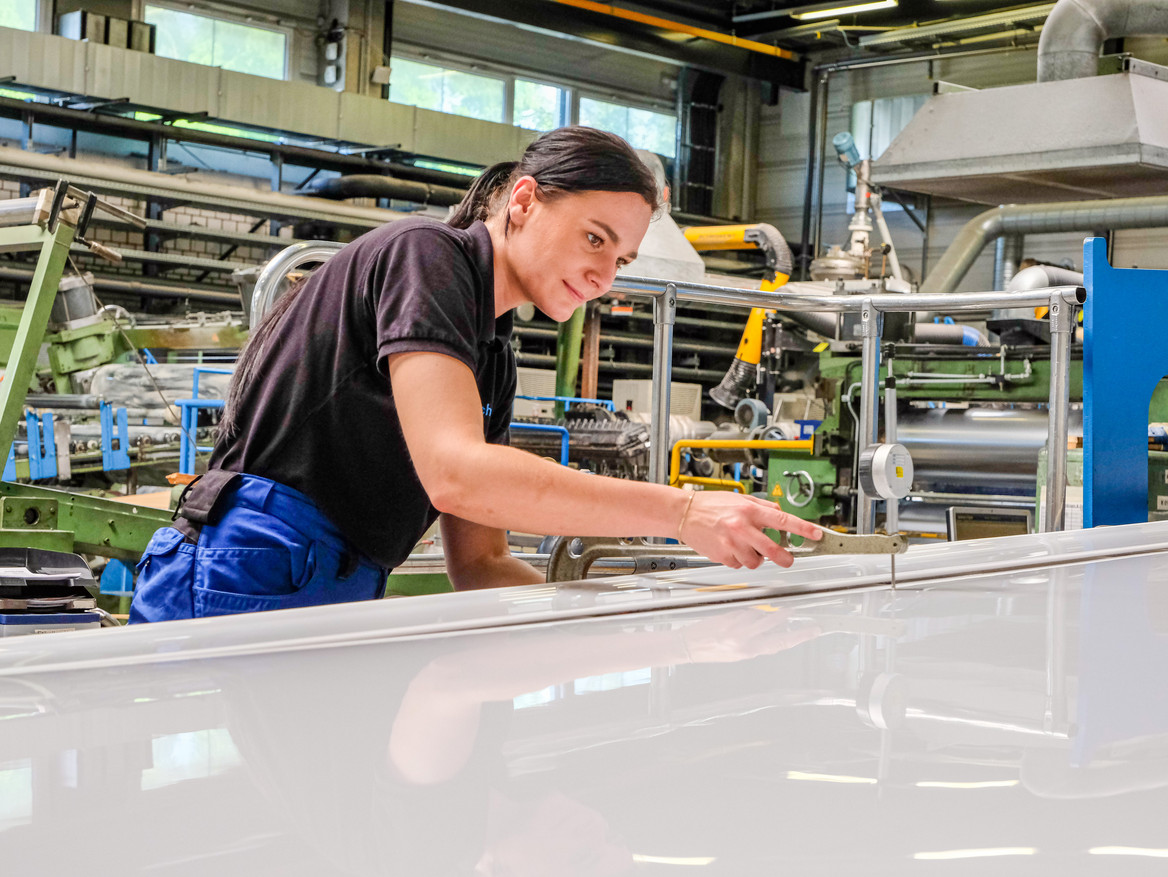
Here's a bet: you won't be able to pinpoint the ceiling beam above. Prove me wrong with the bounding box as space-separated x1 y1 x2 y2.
407 0 806 89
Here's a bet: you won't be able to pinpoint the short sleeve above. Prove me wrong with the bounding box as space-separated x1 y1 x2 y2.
371 226 481 374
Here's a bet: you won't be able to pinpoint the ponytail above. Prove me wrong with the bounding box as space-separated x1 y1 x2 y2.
447 160 518 229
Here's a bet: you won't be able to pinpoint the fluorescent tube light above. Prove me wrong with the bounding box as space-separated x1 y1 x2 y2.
790 0 897 21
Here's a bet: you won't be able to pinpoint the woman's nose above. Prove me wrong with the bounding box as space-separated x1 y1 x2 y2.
588 259 618 292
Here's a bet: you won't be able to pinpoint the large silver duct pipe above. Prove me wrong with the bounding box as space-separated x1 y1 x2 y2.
1038 0 1168 82
1006 264 1085 292
251 241 346 324
921 194 1168 293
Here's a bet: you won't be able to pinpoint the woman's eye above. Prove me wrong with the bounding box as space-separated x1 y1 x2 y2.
587 232 602 247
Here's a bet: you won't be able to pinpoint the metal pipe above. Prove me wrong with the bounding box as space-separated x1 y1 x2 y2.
798 70 825 279
1043 290 1075 532
1038 0 1168 82
992 235 1024 291
612 275 1086 314
0 198 39 228
0 265 239 304
1006 264 1084 292
869 195 903 282
547 0 798 60
0 145 405 230
301 174 466 207
649 286 677 485
250 240 346 323
911 322 990 345
922 194 1168 293
857 299 880 534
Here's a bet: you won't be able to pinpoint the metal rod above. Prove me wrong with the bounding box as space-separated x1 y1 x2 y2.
884 377 899 534
811 71 831 270
1042 290 1074 532
857 299 880 534
650 286 677 485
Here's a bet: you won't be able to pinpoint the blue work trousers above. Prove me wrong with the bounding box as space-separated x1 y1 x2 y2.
129 474 387 623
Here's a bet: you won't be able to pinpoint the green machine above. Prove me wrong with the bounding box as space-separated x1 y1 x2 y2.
717 314 1168 536
0 184 173 612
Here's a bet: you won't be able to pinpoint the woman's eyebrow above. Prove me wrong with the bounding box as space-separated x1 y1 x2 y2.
589 219 621 246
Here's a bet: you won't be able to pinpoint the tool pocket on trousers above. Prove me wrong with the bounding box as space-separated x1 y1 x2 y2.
135 526 189 577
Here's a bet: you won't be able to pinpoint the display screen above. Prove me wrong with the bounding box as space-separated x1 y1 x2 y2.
947 508 1032 541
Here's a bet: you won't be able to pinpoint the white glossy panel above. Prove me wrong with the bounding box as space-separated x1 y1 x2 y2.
3 522 1168 874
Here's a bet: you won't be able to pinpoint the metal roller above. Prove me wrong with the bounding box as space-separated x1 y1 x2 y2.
896 407 1082 489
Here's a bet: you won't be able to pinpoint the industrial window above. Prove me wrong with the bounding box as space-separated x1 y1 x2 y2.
514 79 568 132
144 5 288 80
579 97 676 158
390 57 505 124
0 0 37 32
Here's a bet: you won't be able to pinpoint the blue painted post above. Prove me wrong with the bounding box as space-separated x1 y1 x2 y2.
26 412 56 480
100 402 132 471
1083 237 1168 526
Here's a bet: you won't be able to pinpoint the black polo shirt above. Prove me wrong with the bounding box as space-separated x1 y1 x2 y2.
211 218 515 569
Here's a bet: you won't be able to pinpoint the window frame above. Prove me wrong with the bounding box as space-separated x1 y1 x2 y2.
143 1 292 81
388 55 509 125
576 91 678 158
391 46 677 154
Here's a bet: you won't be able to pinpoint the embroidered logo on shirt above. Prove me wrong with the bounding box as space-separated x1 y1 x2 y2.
482 403 492 417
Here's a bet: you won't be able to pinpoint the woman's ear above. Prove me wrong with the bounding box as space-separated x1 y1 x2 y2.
507 175 539 228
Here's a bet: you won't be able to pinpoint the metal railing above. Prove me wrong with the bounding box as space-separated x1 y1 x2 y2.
608 275 1086 535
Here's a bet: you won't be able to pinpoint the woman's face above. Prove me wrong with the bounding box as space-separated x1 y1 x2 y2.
503 180 653 322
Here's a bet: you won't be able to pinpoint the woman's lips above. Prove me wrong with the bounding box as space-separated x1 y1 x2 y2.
564 281 585 303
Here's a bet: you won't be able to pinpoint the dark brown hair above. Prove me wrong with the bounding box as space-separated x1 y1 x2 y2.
446 126 662 229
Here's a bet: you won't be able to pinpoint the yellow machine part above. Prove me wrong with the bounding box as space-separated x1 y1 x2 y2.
684 224 762 250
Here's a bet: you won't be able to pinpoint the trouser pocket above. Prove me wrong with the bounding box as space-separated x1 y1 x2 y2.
193 541 322 617
129 527 196 623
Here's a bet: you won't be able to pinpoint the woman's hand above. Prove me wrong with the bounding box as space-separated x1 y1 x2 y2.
676 491 822 569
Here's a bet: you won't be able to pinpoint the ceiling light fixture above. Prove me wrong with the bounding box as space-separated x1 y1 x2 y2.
788 0 898 21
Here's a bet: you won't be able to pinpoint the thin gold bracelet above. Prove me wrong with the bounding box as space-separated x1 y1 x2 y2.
677 490 696 540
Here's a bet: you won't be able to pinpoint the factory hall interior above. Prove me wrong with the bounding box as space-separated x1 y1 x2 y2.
6 0 1168 872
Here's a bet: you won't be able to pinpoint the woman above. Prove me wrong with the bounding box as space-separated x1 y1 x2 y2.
129 127 820 623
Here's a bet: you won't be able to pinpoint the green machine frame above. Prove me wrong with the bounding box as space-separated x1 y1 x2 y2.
0 212 171 561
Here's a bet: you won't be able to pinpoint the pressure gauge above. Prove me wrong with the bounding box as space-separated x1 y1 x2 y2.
858 443 914 499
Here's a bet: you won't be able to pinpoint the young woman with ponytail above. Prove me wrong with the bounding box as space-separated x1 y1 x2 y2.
130 126 820 622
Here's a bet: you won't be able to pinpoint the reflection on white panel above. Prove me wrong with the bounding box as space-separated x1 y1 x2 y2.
140 729 242 791
0 760 31 831
573 667 651 695
513 686 557 710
